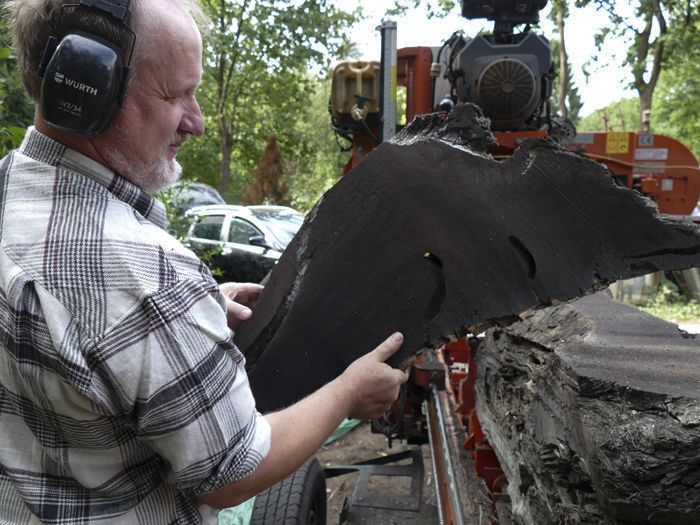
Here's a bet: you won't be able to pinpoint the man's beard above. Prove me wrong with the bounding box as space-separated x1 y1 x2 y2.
103 132 185 195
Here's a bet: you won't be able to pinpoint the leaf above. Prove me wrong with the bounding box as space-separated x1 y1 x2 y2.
8 126 25 143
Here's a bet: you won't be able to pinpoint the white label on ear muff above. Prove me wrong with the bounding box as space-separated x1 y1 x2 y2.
58 100 83 116
54 72 99 96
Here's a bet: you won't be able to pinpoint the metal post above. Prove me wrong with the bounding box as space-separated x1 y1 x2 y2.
379 20 397 142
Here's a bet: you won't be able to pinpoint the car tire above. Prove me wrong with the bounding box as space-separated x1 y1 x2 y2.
250 457 326 525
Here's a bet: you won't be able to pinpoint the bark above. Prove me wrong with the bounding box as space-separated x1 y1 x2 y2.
234 104 700 414
633 5 666 132
219 120 233 196
556 5 569 119
476 292 700 524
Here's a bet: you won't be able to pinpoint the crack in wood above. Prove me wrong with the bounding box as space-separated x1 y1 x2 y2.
423 251 445 321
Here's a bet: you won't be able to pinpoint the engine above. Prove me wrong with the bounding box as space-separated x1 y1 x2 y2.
435 0 553 131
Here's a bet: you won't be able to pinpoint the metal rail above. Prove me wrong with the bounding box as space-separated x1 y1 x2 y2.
425 383 466 525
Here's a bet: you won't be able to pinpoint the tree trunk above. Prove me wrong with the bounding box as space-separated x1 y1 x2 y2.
639 86 654 132
556 3 569 119
219 119 233 197
632 5 666 132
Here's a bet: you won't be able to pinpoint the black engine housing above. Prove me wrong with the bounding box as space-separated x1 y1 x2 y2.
447 31 552 131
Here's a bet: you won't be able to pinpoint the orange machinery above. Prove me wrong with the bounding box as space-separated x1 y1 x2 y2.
330 48 700 216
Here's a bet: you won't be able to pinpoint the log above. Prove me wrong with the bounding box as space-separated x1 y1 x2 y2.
475 292 700 524
234 104 700 413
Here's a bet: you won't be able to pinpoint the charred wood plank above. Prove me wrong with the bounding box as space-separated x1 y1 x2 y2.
235 105 700 413
475 292 700 524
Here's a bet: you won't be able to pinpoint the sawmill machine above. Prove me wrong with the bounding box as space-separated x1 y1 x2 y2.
325 1 700 523
330 0 700 215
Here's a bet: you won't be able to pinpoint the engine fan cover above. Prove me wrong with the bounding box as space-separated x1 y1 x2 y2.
477 58 535 119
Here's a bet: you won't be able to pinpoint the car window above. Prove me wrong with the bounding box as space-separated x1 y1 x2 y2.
192 214 225 241
228 218 263 245
250 210 303 247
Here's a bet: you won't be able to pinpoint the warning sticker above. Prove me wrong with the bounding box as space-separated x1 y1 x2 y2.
606 132 630 154
635 148 668 161
636 162 666 174
638 134 654 146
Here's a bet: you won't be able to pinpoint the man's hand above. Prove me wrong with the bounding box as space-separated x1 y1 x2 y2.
219 282 264 330
338 332 409 420
198 331 408 509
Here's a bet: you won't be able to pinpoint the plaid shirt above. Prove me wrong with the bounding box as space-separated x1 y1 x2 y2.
0 128 271 524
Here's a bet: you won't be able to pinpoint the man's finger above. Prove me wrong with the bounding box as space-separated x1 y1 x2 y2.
220 282 264 301
371 332 404 362
226 298 252 320
232 283 264 296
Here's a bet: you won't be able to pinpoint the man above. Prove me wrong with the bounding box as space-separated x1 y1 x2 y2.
1 0 408 523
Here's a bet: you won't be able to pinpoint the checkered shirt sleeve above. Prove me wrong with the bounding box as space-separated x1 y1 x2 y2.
0 129 271 524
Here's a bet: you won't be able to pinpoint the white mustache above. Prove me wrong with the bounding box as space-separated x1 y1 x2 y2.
169 134 187 147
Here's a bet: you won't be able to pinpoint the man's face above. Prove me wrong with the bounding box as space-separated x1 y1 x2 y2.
96 10 205 194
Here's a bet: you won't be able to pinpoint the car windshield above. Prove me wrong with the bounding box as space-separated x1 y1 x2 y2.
251 209 304 247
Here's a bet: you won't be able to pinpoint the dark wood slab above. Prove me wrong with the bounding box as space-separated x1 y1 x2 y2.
475 292 700 524
235 105 700 413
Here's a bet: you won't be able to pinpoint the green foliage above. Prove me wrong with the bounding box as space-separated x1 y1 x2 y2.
550 0 570 18
196 0 359 202
574 0 698 130
650 20 700 159
153 182 223 277
176 111 222 189
577 61 700 161
154 184 197 240
283 77 350 212
638 279 700 322
577 97 640 131
387 0 459 17
0 18 34 157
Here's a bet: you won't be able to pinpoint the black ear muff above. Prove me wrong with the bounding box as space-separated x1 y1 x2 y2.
40 32 126 137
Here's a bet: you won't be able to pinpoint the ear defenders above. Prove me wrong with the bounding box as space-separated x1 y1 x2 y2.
38 0 134 137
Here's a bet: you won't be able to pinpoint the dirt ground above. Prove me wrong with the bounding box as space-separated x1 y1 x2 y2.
316 421 438 525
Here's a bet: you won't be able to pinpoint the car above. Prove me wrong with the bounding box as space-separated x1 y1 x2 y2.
160 181 226 212
184 204 305 283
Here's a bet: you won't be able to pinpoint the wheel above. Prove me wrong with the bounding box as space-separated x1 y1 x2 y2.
250 457 327 524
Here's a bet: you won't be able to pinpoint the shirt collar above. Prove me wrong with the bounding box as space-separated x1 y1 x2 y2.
19 127 168 230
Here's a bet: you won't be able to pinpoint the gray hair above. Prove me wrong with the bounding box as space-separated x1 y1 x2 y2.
5 0 210 103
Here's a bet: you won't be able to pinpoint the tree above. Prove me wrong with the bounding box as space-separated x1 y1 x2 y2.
551 0 572 118
196 0 358 201
550 40 584 123
577 97 640 131
576 0 697 132
284 75 351 212
650 16 700 158
387 0 458 18
241 136 290 205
